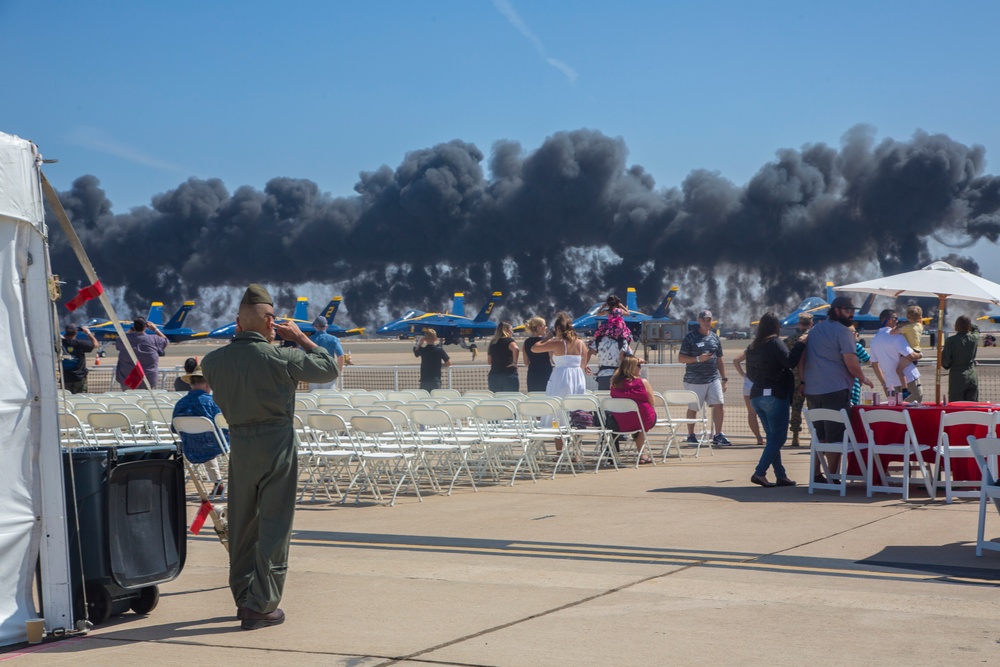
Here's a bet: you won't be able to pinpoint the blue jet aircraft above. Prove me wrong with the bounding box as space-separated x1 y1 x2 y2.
376 293 467 339
572 286 679 337
203 296 364 340
375 292 502 353
71 301 201 355
780 282 881 331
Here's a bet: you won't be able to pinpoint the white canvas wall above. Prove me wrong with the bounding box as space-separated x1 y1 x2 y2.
0 131 72 645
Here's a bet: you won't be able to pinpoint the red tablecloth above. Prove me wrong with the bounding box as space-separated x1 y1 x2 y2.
848 402 994 482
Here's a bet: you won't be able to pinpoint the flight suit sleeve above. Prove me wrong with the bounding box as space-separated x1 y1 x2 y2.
284 346 339 384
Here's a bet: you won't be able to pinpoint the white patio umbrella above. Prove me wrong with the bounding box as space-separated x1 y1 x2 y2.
837 261 1000 404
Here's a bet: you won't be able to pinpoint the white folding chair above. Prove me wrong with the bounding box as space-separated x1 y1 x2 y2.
934 411 996 503
860 408 934 500
661 390 711 457
804 408 866 496
430 388 462 399
967 436 1000 556
516 399 572 478
562 394 614 472
59 411 94 447
300 413 357 502
347 415 423 506
88 411 159 446
472 403 536 485
409 408 478 495
172 415 231 497
601 397 654 469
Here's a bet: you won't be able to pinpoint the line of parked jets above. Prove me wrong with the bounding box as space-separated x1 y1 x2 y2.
69 280 951 356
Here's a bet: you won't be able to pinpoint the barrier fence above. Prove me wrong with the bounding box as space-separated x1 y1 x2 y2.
67 363 1000 441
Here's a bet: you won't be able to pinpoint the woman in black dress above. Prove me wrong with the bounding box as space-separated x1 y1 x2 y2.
487 321 520 393
523 316 552 392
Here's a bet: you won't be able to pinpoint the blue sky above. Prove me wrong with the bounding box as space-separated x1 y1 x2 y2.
4 0 1000 281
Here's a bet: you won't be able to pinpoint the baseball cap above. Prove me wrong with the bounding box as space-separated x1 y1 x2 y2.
312 316 328 328
830 296 856 310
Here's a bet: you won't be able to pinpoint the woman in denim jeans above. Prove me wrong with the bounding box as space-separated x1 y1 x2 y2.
745 312 808 488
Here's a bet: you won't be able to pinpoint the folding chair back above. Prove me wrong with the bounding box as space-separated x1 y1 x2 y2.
661 389 711 457
601 397 651 467
967 436 1000 556
803 408 864 496
934 411 995 503
430 388 462 399
860 408 933 500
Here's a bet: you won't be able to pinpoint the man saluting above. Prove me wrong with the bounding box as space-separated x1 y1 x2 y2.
201 284 338 630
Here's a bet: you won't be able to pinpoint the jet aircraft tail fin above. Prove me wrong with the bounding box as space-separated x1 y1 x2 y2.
626 287 638 313
473 292 502 323
147 302 164 326
292 296 309 321
651 286 679 319
320 297 342 323
164 301 194 329
451 293 465 317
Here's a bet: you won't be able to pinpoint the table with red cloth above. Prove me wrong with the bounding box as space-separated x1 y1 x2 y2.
847 402 996 484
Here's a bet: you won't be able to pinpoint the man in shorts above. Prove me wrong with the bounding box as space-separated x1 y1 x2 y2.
802 296 873 483
678 309 730 446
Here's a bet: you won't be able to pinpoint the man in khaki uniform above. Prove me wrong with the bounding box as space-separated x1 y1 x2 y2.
783 312 813 447
201 284 338 630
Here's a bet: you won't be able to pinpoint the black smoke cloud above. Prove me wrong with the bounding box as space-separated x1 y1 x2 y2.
47 125 1000 329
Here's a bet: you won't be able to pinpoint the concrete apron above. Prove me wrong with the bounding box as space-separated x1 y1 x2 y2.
12 447 1000 666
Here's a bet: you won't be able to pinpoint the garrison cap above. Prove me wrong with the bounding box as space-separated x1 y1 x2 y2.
240 283 273 306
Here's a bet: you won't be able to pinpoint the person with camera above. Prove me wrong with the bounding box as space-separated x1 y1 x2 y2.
60 323 98 394
414 328 451 392
114 316 168 390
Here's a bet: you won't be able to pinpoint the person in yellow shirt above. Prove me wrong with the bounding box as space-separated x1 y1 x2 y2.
891 305 924 401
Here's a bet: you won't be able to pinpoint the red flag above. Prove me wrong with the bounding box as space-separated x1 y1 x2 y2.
123 364 145 390
64 281 104 312
190 500 213 535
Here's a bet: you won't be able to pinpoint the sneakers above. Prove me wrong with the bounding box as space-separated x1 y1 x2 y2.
686 433 699 445
712 433 732 447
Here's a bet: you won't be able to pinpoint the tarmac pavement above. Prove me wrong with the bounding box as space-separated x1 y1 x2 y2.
7 445 1000 666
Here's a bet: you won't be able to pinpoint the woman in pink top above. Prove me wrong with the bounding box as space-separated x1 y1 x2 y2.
610 356 656 464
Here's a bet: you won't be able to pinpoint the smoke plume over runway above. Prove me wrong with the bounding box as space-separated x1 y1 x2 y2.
48 125 1000 329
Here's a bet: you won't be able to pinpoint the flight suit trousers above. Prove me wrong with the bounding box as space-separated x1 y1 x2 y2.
789 380 805 434
227 422 298 614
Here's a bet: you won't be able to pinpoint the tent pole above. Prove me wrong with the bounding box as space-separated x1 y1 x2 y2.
935 294 945 404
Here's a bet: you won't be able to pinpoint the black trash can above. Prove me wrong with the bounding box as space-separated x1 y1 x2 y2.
63 444 187 625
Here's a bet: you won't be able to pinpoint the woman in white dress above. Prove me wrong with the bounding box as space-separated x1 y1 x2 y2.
529 312 588 453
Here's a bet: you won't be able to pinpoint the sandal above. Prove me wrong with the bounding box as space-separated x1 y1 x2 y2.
638 456 654 465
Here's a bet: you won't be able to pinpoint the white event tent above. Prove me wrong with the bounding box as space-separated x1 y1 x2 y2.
0 132 73 645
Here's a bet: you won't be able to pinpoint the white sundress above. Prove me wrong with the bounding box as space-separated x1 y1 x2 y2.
546 340 587 399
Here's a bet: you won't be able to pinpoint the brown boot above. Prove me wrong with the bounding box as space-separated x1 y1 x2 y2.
791 431 800 447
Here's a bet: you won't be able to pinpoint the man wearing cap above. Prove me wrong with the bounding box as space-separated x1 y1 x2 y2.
201 284 339 630
801 296 874 484
308 315 344 390
171 365 228 496
869 308 922 403
783 312 814 447
678 309 731 446
114 316 169 390
60 323 98 394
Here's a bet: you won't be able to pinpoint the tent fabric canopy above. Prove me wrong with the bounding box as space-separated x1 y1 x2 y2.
837 261 1000 306
836 260 1000 403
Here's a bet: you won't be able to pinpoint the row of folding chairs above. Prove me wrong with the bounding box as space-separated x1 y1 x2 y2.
293 393 705 507
804 407 999 503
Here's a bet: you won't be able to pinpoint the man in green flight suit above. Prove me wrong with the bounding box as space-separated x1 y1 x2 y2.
201 284 338 630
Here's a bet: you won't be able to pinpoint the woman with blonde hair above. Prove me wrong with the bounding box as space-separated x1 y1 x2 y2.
487 321 519 392
609 356 655 464
530 312 587 399
523 316 553 392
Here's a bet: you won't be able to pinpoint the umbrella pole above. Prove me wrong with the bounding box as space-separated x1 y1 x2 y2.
936 295 945 404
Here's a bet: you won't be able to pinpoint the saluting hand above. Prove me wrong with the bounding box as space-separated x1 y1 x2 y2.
275 319 310 347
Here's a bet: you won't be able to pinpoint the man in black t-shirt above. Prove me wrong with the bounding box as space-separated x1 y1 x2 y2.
61 323 98 394
413 328 451 391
